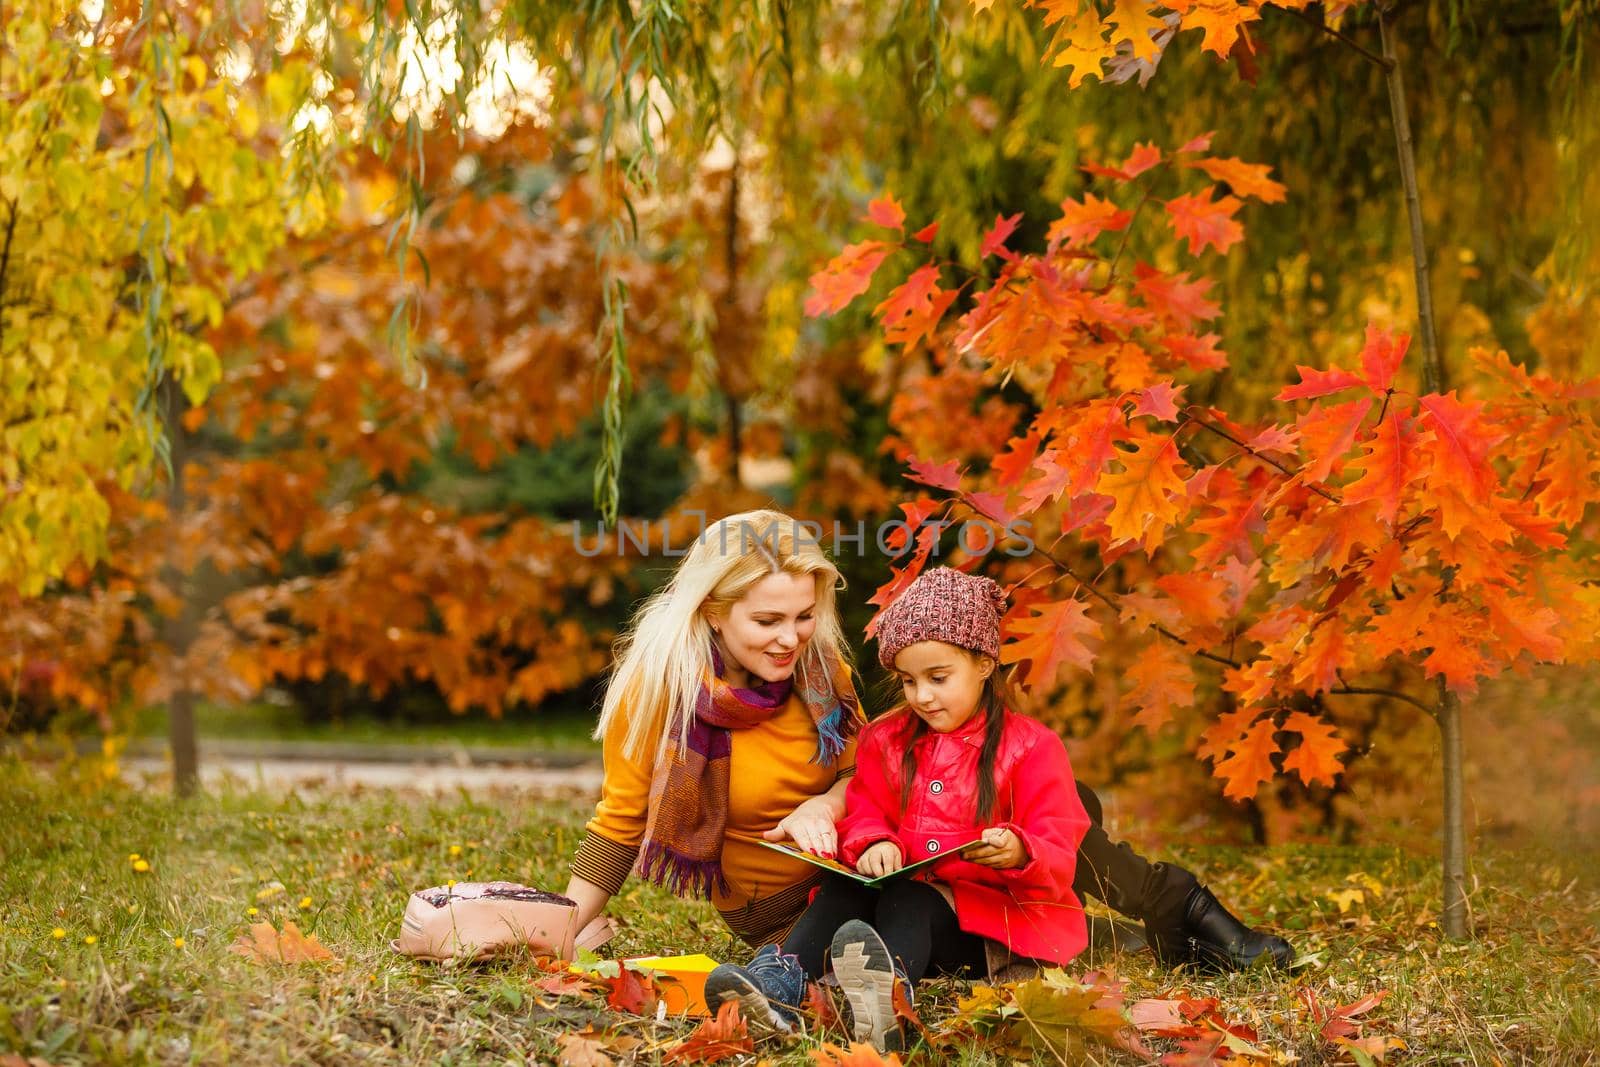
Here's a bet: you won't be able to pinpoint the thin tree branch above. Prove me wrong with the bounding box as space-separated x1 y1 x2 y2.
1328 685 1437 718
1276 4 1392 68
1184 406 1343 503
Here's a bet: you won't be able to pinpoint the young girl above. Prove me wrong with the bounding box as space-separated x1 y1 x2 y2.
705 567 1093 1050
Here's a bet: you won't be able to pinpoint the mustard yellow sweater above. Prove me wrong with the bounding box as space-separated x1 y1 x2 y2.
570 693 857 945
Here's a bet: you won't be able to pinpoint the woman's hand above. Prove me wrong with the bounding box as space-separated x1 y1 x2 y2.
965 826 1029 870
763 794 839 856
856 841 903 878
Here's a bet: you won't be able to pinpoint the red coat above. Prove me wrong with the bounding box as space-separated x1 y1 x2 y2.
838 707 1091 966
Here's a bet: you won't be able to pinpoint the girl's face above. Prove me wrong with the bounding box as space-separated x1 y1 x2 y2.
710 571 818 686
893 641 993 733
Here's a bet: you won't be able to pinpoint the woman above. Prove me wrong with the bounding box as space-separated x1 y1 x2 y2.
563 509 1292 971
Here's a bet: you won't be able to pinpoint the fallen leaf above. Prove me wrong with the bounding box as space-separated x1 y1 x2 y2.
556 1033 615 1067
536 971 599 996
663 1000 755 1063
227 921 336 964
604 965 658 1015
810 1043 904 1066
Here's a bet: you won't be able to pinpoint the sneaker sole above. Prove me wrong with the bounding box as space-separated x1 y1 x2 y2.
702 968 795 1035
829 921 899 1052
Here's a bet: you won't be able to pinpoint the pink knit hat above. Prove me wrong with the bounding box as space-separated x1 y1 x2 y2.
875 567 1007 668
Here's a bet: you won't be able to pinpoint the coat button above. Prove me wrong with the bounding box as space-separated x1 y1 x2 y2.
929 780 944 795
926 839 940 854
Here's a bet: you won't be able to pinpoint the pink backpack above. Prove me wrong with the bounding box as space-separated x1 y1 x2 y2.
391 882 579 962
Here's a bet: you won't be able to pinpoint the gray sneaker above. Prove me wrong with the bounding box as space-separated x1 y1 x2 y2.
828 920 904 1052
703 943 806 1033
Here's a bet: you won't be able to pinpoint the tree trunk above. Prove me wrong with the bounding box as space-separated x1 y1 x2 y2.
158 377 200 797
1379 3 1470 939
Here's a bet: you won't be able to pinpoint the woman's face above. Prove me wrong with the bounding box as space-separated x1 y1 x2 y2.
893 641 993 733
711 571 819 686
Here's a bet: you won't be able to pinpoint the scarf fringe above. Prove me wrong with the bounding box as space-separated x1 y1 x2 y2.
812 705 850 766
638 841 729 900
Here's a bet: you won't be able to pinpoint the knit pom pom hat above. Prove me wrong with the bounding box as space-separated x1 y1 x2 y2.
875 566 1008 668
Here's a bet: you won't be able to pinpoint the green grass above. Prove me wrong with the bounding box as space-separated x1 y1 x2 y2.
2 765 1595 1066
128 701 602 753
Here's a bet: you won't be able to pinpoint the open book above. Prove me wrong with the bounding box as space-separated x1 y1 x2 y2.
757 838 981 887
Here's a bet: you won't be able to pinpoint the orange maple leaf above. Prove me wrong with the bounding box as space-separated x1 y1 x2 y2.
1280 711 1346 788
811 1042 905 1066
1048 193 1133 247
1165 186 1244 255
863 194 906 231
663 1000 755 1063
804 240 891 317
1185 156 1286 203
874 264 958 351
1000 597 1101 689
1094 436 1188 551
1125 641 1197 732
1296 397 1374 484
1108 0 1169 61
1341 414 1425 526
1038 1 1114 86
227 921 337 964
1179 0 1261 56
1213 717 1279 800
1134 266 1221 330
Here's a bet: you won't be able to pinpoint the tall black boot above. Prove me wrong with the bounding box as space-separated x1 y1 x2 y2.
1141 863 1295 971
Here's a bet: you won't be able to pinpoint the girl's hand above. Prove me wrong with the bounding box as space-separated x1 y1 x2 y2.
764 794 839 857
966 826 1029 869
856 841 903 878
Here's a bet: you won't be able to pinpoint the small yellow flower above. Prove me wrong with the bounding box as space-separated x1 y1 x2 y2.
246 907 259 917
127 904 137 915
445 879 457 888
298 896 312 910
173 937 185 949
51 927 66 940
448 844 462 856
132 859 151 873
83 935 98 945
128 853 141 862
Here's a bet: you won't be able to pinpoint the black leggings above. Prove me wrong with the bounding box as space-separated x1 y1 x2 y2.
781 875 987 983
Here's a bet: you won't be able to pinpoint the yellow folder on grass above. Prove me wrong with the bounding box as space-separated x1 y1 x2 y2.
623 953 720 1016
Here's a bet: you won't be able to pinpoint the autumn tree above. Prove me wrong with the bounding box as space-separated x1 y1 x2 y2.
804 0 1598 941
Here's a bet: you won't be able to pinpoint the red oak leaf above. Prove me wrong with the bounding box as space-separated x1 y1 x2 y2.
1213 717 1279 800
905 455 963 491
1095 436 1188 551
874 264 958 351
979 212 1024 259
804 240 890 317
605 966 658 1015
1047 193 1133 247
1342 414 1425 525
663 1000 755 1063
1296 396 1373 483
1280 711 1346 787
1134 266 1222 330
1184 156 1286 202
1164 187 1244 255
1358 324 1410 393
1125 641 1197 732
911 221 940 243
992 431 1043 488
1277 365 1368 402
1132 382 1186 421
1000 598 1101 689
863 194 906 231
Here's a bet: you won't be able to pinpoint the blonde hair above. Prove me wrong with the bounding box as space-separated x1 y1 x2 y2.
596 509 851 763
